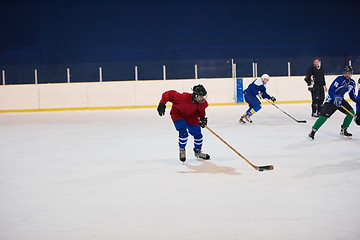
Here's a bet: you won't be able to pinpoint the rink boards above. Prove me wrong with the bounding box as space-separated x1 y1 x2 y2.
0 75 358 112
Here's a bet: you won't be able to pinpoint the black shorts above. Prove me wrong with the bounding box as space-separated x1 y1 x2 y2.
320 101 353 118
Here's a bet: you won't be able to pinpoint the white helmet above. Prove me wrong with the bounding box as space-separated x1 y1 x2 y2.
261 74 270 81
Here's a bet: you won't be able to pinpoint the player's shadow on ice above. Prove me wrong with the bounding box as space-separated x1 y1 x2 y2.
177 160 241 175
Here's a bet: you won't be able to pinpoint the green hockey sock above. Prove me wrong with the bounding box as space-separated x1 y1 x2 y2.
342 109 355 128
312 115 328 130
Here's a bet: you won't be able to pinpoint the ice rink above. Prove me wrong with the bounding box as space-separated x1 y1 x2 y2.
1 103 359 240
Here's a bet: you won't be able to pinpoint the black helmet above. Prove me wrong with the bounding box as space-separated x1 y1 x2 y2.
192 84 207 96
192 84 207 103
344 65 353 73
343 66 353 80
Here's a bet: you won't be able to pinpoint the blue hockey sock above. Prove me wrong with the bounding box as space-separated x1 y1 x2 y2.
194 136 203 150
178 129 188 149
246 105 261 115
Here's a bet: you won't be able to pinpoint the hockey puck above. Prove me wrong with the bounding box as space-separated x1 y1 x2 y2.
258 165 274 171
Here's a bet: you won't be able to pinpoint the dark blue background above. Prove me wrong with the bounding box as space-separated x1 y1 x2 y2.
1 0 360 83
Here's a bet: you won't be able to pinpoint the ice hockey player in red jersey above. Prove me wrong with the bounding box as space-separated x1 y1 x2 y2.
157 84 210 162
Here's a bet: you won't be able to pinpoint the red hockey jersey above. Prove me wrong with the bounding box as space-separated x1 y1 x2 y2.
160 90 208 125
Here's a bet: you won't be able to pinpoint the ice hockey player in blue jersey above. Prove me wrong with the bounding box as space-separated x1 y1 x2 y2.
309 66 357 140
239 74 276 123
355 78 360 126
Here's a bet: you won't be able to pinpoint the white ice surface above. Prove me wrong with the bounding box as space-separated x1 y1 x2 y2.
0 104 359 240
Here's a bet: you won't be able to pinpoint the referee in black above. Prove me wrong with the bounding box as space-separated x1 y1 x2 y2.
304 57 327 117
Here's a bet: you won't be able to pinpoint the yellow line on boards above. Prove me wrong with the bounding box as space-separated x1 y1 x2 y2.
209 100 313 106
0 105 158 113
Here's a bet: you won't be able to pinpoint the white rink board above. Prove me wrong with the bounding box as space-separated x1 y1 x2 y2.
0 75 359 111
0 84 39 110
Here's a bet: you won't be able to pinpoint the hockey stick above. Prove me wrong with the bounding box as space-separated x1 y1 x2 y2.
205 125 274 171
341 106 355 117
265 99 307 123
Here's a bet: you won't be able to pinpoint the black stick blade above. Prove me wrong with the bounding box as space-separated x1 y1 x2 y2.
297 120 307 123
258 165 274 171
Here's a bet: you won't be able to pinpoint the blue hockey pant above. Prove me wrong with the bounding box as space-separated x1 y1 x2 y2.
244 93 262 115
173 119 203 150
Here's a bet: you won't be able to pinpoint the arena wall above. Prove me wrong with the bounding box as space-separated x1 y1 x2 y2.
0 75 358 112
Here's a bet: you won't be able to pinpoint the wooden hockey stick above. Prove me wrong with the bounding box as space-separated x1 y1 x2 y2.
265 98 307 123
341 106 355 117
205 125 274 171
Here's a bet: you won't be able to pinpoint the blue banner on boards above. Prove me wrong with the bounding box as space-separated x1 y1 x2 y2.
236 78 244 103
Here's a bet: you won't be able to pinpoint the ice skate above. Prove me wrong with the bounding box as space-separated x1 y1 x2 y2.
239 113 252 123
239 115 246 123
179 148 186 162
311 112 319 118
340 126 352 138
308 128 317 140
193 148 210 160
244 113 252 123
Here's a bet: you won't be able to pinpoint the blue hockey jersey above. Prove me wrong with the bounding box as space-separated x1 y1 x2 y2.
325 76 356 104
244 78 271 99
357 89 360 113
